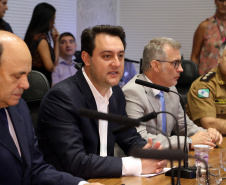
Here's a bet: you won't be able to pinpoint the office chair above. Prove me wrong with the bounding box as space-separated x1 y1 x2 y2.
21 70 50 128
176 60 199 105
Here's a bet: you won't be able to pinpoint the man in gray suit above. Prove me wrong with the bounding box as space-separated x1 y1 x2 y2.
122 37 223 149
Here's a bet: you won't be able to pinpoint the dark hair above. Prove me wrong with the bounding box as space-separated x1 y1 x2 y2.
81 25 126 56
59 32 76 42
24 2 56 47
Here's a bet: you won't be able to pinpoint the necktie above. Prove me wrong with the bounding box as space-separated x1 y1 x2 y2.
156 91 166 134
0 108 9 131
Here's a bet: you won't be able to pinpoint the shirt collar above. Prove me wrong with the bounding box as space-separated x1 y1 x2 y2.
82 68 112 104
143 74 160 96
58 56 77 65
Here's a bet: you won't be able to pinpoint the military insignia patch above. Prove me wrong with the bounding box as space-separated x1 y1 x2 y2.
198 89 209 98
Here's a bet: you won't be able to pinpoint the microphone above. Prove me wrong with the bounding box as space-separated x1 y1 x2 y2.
79 108 179 149
130 147 185 161
79 108 178 185
135 79 195 180
79 108 140 127
135 79 170 92
79 108 184 161
137 111 157 122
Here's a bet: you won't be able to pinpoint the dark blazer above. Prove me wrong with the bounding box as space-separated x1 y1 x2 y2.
0 19 13 33
36 69 146 179
0 99 84 185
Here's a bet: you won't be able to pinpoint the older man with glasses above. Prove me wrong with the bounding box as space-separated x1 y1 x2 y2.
122 37 222 150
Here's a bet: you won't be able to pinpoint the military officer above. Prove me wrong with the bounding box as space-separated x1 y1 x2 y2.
186 41 226 135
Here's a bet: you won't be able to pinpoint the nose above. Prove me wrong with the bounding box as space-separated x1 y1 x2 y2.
5 5 8 10
19 75 30 90
177 63 183 73
112 56 121 67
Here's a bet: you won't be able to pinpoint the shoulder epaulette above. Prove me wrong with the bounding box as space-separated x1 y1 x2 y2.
200 71 216 82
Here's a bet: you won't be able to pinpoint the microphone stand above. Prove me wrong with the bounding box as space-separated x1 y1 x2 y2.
79 108 183 185
140 113 178 185
111 110 181 185
113 110 181 185
134 79 196 182
165 90 196 180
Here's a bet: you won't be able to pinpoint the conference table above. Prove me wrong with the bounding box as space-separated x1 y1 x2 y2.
88 138 226 185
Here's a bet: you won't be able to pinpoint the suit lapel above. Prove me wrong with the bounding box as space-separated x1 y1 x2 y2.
76 70 99 126
0 107 22 162
138 74 159 112
7 106 30 165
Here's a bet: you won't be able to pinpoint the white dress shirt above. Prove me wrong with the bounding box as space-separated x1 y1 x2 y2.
5 108 21 157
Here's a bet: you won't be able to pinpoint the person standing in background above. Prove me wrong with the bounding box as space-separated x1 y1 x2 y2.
191 0 226 75
24 2 59 85
0 0 13 32
52 32 77 86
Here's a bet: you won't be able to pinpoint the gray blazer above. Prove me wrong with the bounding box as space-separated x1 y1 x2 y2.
122 74 204 149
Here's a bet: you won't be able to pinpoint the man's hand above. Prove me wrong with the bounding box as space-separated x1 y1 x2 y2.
141 138 168 174
207 128 223 145
190 130 215 149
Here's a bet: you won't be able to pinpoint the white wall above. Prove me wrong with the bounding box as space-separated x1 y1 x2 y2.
117 0 215 62
4 0 77 40
4 0 216 73
76 0 117 50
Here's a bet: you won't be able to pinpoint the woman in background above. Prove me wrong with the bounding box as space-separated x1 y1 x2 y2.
24 2 59 85
191 0 226 75
0 0 13 32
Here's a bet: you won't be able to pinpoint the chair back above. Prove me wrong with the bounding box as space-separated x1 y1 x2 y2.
176 60 199 104
21 70 50 128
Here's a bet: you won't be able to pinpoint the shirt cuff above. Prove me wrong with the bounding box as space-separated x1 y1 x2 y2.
122 156 142 176
78 181 89 185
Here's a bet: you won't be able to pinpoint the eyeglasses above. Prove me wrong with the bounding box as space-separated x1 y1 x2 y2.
156 59 182 69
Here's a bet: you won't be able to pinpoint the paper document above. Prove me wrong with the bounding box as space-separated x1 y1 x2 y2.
137 168 171 177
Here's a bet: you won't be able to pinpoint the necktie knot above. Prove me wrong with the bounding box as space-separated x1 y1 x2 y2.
156 91 164 98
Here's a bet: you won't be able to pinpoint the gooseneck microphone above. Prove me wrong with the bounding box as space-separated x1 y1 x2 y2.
79 108 207 185
79 108 182 185
79 108 140 127
79 109 180 156
135 79 195 180
79 109 178 149
135 79 170 92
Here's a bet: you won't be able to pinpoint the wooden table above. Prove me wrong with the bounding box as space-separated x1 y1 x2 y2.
88 139 226 185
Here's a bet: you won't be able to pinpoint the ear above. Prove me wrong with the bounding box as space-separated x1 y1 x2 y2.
150 60 161 72
81 51 90 66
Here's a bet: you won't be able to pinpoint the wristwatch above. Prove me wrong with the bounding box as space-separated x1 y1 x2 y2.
188 137 192 149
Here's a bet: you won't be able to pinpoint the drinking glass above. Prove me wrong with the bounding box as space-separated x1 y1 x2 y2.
220 148 226 172
196 165 221 185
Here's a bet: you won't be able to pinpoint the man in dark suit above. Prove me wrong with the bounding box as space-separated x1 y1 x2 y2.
36 25 168 179
0 30 102 185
